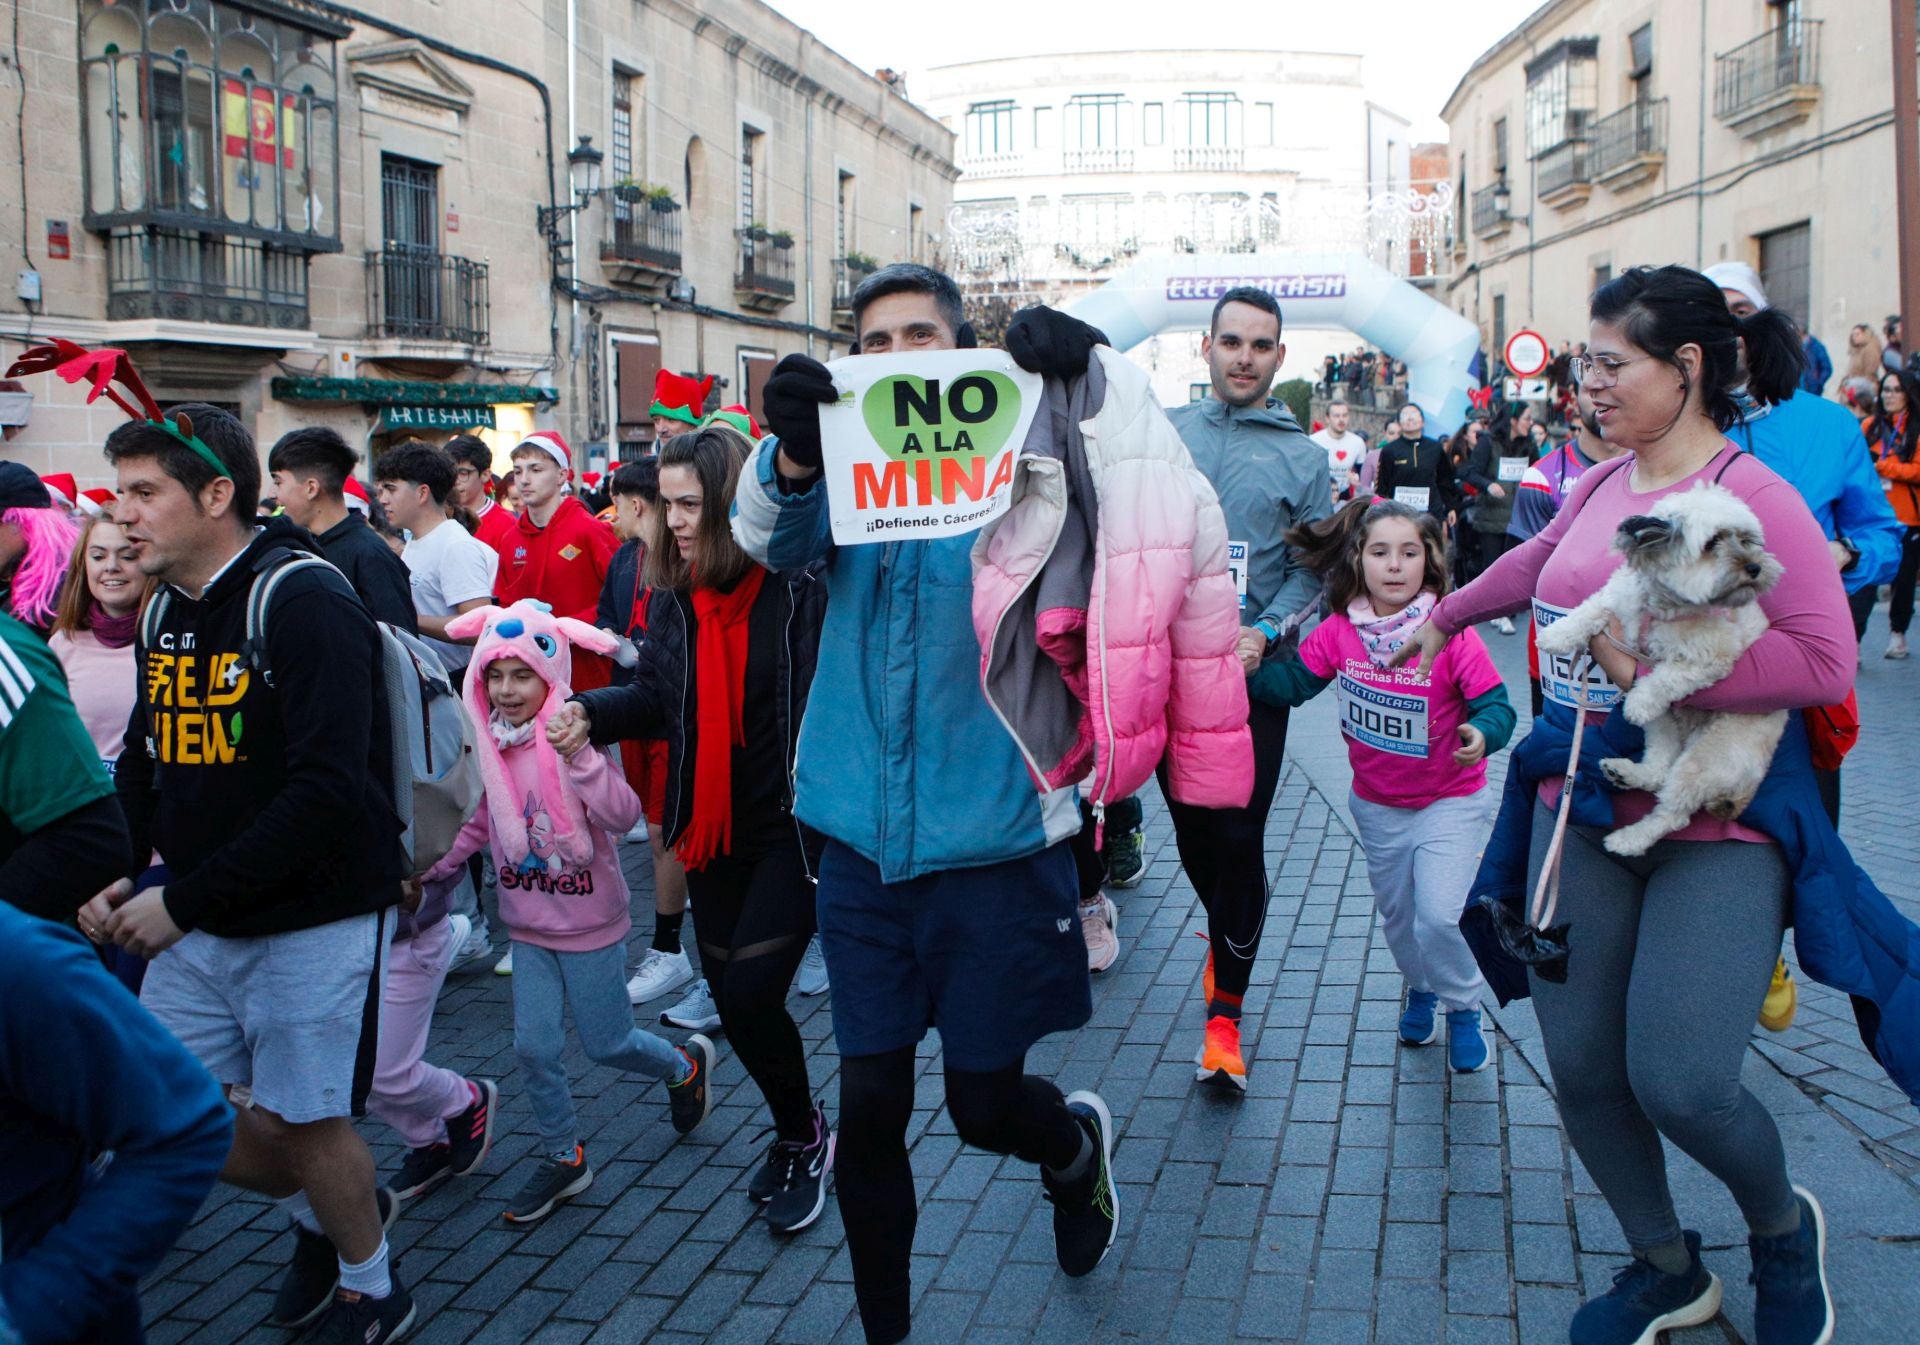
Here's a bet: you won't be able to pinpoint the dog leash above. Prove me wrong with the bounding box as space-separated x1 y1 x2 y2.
1529 654 1601 936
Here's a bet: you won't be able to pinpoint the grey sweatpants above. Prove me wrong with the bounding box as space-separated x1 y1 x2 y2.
1526 801 1799 1251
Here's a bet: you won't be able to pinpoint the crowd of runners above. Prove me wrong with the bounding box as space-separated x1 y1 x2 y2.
3 255 1918 1345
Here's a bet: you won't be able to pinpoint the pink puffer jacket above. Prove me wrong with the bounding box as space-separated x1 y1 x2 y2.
972 347 1255 812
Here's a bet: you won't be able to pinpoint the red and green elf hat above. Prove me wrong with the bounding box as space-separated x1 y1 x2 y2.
701 404 762 442
650 369 714 426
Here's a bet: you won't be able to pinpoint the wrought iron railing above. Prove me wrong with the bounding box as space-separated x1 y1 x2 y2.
1063 148 1135 173
105 227 309 328
834 258 877 310
605 201 682 271
1174 146 1244 171
736 239 796 299
1714 20 1821 120
364 249 490 345
1537 140 1590 197
1471 182 1510 235
1589 99 1669 177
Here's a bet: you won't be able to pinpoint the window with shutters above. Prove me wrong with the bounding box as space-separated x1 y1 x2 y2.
1759 223 1812 329
612 336 662 448
611 68 635 224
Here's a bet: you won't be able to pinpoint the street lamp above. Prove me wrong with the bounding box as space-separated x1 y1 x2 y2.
567 135 604 203
1492 181 1512 217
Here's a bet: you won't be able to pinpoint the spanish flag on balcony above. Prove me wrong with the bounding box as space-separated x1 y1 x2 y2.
222 80 299 168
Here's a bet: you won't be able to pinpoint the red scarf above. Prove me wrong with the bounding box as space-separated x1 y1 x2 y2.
676 565 767 871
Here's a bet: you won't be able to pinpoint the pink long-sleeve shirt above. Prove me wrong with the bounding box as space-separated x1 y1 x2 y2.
1431 443 1854 842
430 741 641 952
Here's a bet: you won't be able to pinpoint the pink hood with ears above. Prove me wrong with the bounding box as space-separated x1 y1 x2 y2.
447 599 623 869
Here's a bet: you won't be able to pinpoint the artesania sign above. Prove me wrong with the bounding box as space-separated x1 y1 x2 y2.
819 349 1042 545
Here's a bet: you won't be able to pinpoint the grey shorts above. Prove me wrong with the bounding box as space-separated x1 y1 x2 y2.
141 911 388 1123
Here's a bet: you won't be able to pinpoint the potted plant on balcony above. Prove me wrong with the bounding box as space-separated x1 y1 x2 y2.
646 185 679 213
845 250 879 275
743 221 772 243
612 177 645 204
770 228 795 250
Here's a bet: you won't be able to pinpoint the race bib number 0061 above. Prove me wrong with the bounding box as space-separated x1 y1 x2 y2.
1337 672 1429 758
1533 599 1622 709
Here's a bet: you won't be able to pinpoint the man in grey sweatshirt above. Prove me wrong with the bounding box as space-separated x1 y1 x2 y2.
1156 285 1332 1091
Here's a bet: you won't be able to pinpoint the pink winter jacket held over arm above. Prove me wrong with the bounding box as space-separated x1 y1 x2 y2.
973 347 1255 812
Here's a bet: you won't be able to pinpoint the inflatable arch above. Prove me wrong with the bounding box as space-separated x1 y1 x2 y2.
1065 251 1480 435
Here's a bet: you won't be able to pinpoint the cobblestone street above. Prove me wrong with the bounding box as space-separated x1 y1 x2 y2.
143 613 1920 1344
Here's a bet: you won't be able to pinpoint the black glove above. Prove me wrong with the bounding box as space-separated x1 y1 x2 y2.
762 354 837 470
1006 305 1107 379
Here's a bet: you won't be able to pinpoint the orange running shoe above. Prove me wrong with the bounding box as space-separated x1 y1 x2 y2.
1195 1014 1247 1092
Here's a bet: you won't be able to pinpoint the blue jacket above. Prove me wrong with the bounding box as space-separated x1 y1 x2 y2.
1800 335 1832 395
0 905 231 1344
731 439 1077 882
1465 703 1920 1107
1732 389 1901 593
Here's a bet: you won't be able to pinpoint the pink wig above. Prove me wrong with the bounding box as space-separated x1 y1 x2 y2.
2 506 79 627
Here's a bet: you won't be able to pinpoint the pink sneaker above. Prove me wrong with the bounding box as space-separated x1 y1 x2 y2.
1081 896 1119 973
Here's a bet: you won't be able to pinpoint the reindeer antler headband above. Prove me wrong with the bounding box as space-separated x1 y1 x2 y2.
4 340 232 481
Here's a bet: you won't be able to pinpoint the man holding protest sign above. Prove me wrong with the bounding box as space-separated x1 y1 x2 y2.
731 266 1118 1345
1163 285 1333 1091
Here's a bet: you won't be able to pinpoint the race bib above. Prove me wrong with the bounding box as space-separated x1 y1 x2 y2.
1393 487 1430 512
1533 599 1622 709
1227 540 1250 610
1498 456 1528 482
1337 672 1430 758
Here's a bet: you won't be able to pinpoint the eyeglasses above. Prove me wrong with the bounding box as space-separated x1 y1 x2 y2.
1568 353 1648 387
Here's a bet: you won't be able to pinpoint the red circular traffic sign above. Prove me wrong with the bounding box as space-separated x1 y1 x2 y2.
1504 330 1550 378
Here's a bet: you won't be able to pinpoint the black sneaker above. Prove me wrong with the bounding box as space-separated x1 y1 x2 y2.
764 1105 836 1234
310 1270 417 1345
1041 1090 1119 1277
667 1034 715 1136
391 1145 453 1202
503 1145 594 1225
446 1078 498 1177
265 1188 397 1329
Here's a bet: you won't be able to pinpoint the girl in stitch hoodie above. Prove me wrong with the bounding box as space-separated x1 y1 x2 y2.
425 599 714 1225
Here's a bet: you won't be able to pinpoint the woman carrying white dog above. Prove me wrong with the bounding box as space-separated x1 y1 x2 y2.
1394 266 1852 1345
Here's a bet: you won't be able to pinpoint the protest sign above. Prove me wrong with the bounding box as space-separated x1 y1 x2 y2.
818 349 1042 545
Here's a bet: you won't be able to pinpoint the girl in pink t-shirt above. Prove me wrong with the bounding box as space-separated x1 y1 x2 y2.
1248 500 1515 1073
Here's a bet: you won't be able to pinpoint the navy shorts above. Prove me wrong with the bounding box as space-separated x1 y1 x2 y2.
816 840 1093 1071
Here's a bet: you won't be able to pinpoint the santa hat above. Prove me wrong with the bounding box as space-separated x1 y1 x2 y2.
1703 262 1769 312
650 369 714 426
703 404 762 442
40 473 76 511
343 475 370 513
78 487 116 517
443 600 624 869
512 430 573 479
580 470 603 489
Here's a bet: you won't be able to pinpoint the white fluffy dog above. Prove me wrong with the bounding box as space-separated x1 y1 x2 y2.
1534 481 1786 856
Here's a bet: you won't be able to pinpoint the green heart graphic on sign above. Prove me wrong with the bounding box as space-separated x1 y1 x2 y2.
861 371 1023 463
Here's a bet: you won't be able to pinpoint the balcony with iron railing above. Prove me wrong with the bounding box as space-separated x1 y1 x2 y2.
1173 146 1245 171
600 197 682 290
832 257 878 329
1063 147 1135 173
364 249 490 346
1589 99 1669 189
1536 140 1592 208
735 233 796 311
1714 20 1821 137
106 227 309 330
1470 182 1512 238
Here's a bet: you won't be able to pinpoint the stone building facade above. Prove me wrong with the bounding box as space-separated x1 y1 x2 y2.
0 0 956 488
1442 0 1898 371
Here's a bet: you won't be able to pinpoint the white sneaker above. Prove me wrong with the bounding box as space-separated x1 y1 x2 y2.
623 819 650 844
627 948 695 1005
661 978 722 1032
1492 616 1516 635
452 914 494 969
1081 896 1119 973
1887 633 1909 660
494 946 514 976
795 935 830 997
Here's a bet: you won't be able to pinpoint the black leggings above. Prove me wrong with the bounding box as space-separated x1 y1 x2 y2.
837 1047 1083 1345
1158 698 1290 1015
684 841 816 1139
1892 526 1920 635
